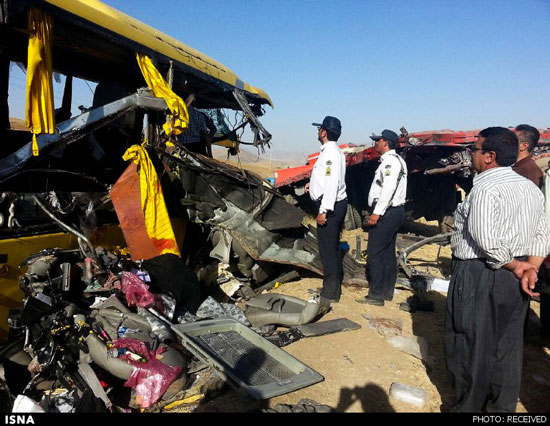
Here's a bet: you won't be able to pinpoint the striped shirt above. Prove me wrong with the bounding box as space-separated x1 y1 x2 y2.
451 167 550 269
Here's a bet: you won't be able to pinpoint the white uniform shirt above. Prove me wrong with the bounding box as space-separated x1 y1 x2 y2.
309 141 347 213
368 149 407 216
451 167 550 269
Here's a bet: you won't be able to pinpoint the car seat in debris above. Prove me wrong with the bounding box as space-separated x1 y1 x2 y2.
86 295 188 399
244 293 321 327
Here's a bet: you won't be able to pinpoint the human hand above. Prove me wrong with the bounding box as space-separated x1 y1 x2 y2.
520 268 540 297
367 214 380 226
305 182 310 193
317 213 327 226
505 259 538 280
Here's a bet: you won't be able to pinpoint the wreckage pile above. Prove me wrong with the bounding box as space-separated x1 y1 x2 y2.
1 240 355 413
3 247 198 412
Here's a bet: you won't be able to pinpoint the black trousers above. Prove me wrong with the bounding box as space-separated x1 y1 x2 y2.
317 199 347 302
444 258 529 412
539 270 550 338
366 205 405 301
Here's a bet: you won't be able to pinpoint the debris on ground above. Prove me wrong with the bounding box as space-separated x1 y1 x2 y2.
261 397 335 413
389 382 428 408
363 315 403 338
386 335 430 362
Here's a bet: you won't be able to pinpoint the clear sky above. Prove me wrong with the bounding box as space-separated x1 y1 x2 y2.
8 0 550 156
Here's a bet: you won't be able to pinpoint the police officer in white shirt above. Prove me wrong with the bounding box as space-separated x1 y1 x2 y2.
305 116 347 310
356 129 407 307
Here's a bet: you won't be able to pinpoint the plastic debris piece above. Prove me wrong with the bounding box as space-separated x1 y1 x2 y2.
126 361 181 409
113 338 181 408
51 390 78 413
90 297 108 309
219 279 242 298
163 394 204 410
152 294 176 320
363 315 403 338
389 382 428 408
386 335 429 361
262 398 334 413
196 296 250 326
430 278 450 293
131 268 151 283
12 395 46 413
137 307 174 342
120 271 155 308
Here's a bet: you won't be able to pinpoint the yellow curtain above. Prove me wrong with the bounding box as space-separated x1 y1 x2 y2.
136 53 189 137
25 9 55 156
122 145 181 256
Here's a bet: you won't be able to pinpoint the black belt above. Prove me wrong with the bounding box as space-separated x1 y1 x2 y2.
480 256 527 262
368 203 403 214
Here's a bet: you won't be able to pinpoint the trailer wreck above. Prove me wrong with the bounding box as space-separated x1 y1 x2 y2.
274 127 550 232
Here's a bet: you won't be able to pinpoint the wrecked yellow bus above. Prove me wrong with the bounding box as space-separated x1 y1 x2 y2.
0 0 277 341
0 0 366 354
0 2 367 407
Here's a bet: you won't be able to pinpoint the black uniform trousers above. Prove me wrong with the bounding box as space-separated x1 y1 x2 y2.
444 257 529 412
366 205 405 301
316 199 347 302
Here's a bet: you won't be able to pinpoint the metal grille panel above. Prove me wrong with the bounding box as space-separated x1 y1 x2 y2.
193 331 297 386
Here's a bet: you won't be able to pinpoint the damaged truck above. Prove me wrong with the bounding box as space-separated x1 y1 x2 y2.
274 128 550 232
0 0 366 413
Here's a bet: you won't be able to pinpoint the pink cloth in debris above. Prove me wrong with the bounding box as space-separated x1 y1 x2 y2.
113 338 181 409
120 271 155 308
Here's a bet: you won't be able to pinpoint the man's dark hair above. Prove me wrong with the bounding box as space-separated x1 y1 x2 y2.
326 129 340 142
515 124 540 153
478 127 519 167
385 138 397 150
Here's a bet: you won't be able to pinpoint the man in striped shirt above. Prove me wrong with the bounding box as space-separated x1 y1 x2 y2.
445 127 550 412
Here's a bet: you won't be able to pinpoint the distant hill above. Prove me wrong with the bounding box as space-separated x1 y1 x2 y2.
9 117 26 130
211 145 305 178
213 145 306 166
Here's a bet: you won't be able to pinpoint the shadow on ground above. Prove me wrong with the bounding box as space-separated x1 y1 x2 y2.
409 290 454 412
336 383 395 412
400 220 441 237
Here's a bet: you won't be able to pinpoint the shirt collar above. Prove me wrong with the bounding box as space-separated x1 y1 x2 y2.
473 166 512 185
381 149 396 159
514 156 535 167
320 141 337 151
